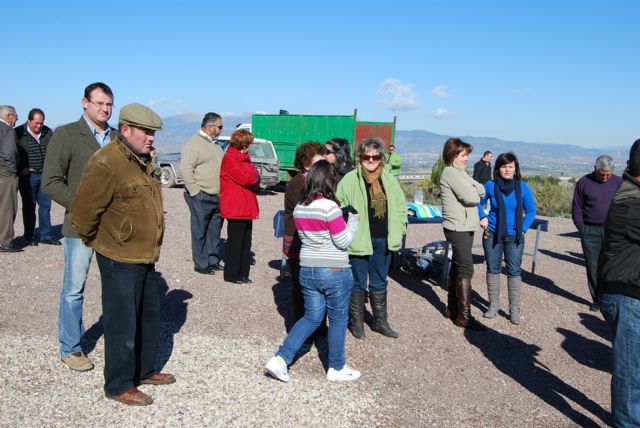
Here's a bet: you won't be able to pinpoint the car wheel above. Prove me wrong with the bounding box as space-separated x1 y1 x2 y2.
160 166 176 188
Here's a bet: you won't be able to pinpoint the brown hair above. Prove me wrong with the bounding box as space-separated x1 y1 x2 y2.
230 129 254 150
442 137 472 166
294 141 328 171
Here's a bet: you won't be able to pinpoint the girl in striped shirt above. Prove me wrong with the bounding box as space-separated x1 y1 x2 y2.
266 160 361 382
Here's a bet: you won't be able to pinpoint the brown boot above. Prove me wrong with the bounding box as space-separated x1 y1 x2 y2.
453 277 486 331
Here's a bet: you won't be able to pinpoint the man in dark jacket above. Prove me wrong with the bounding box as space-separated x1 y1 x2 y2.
71 103 174 406
15 108 58 245
572 155 622 311
472 151 492 184
42 82 116 372
0 105 21 252
598 139 640 427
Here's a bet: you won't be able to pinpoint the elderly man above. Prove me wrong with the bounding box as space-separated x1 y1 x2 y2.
181 112 225 275
598 139 640 427
15 108 59 246
572 155 622 311
385 144 402 178
71 103 174 406
42 82 116 371
0 105 21 252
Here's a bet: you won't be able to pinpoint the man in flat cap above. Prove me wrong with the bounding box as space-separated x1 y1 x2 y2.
42 82 116 371
71 103 174 406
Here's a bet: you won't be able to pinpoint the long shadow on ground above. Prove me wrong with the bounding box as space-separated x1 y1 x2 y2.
521 270 591 307
465 326 610 426
538 248 585 267
155 271 192 371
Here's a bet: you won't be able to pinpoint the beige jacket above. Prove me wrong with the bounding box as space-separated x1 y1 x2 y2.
180 131 224 196
440 164 485 232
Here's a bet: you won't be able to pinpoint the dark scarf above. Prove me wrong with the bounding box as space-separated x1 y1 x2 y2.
494 177 523 245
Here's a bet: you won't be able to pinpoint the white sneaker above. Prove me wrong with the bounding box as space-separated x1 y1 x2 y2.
326 364 361 382
265 356 290 382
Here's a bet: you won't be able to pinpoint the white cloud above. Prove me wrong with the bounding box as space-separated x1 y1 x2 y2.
431 85 449 98
431 107 453 120
376 78 419 111
220 112 235 116
148 99 183 108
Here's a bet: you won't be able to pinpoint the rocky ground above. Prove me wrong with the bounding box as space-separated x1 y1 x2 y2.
0 187 612 427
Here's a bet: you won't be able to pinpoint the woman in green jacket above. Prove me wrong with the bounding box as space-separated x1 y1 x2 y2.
336 138 407 339
440 137 486 330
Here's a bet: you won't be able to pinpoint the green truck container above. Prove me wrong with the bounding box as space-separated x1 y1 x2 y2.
251 110 396 181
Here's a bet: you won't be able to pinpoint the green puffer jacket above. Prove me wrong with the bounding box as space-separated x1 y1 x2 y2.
336 167 407 255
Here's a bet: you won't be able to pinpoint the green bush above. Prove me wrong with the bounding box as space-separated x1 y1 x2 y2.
525 179 574 217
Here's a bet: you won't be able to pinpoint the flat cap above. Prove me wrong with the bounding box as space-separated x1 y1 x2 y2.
119 103 163 130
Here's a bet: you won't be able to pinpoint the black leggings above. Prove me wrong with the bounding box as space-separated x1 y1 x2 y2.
444 229 475 280
224 219 252 281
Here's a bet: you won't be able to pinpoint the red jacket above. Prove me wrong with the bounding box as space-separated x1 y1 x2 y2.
220 146 260 220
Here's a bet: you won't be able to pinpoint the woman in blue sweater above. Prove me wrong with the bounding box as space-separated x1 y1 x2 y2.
478 153 536 324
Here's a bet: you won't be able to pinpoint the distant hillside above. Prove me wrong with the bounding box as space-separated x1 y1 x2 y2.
153 114 629 175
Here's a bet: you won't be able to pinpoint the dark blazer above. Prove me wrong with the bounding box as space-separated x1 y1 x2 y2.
0 121 18 177
42 116 117 238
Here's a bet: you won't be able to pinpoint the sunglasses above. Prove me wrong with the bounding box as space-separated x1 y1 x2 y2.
361 154 382 162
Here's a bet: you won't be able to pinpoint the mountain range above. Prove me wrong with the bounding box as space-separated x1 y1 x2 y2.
154 114 628 175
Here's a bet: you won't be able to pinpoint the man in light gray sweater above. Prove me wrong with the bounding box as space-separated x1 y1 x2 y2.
181 112 225 275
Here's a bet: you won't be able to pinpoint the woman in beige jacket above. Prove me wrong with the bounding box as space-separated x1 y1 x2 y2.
440 138 486 330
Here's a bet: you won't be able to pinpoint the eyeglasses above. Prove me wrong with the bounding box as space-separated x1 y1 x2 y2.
327 150 337 155
361 154 382 162
208 124 223 130
88 100 114 109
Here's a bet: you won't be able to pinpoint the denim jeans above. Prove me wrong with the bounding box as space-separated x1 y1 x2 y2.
184 191 222 269
350 237 391 293
30 173 53 240
600 293 640 428
58 237 94 357
96 253 160 396
277 267 353 370
483 232 525 277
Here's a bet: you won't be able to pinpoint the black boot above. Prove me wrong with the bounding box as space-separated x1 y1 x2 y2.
443 274 457 320
369 290 399 338
349 292 366 339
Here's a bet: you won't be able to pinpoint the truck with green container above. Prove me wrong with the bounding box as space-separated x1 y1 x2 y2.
250 110 396 182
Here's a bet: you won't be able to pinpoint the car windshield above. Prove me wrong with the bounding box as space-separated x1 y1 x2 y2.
249 142 275 159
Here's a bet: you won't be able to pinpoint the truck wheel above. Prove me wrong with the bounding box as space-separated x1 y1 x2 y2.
160 166 176 188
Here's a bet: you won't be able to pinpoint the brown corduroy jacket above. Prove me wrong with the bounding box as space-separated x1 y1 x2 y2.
70 138 164 264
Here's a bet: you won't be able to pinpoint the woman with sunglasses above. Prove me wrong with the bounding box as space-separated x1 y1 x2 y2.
325 138 354 181
336 138 407 339
440 137 486 330
478 152 536 324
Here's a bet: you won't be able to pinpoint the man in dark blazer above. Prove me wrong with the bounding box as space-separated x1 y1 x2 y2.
42 82 117 372
0 105 21 252
15 108 57 245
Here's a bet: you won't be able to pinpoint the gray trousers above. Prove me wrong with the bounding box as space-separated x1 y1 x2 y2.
580 225 605 304
0 175 18 246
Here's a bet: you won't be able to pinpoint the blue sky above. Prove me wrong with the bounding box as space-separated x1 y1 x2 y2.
4 0 638 148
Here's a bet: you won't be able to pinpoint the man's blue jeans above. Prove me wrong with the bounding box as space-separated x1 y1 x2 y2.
482 232 525 277
277 267 353 370
30 173 53 240
350 237 391 293
600 293 640 428
59 237 94 357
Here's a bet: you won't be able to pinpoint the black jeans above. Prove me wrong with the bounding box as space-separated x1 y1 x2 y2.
96 253 160 396
580 225 605 304
224 219 253 281
184 191 222 269
443 229 475 280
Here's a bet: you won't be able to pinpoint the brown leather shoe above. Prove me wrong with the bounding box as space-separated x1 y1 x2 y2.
140 372 176 385
106 387 153 406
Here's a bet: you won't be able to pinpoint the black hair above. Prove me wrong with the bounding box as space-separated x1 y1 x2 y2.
299 160 339 205
84 82 113 100
492 152 522 180
628 138 640 176
28 108 45 121
325 138 354 175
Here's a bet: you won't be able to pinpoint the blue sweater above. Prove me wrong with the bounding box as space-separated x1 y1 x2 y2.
478 180 536 235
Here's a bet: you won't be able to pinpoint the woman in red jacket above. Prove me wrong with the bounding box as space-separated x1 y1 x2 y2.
220 129 260 284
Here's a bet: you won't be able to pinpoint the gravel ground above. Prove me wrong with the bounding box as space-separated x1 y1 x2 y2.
0 187 612 427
